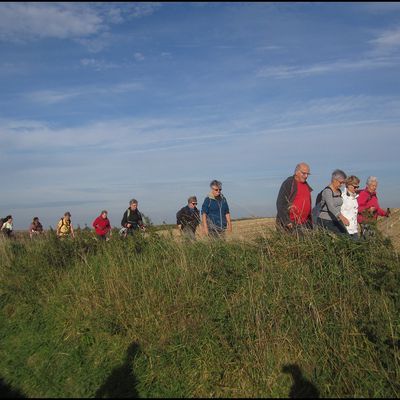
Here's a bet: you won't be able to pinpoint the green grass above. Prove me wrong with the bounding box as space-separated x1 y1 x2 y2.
0 229 399 398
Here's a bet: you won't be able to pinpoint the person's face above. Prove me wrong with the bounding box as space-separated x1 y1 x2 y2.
295 165 310 183
347 182 359 194
367 181 378 193
65 215 71 221
101 212 108 219
211 186 222 197
130 203 138 211
188 200 197 209
333 177 345 191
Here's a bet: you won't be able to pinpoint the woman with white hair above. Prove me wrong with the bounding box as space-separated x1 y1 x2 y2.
357 176 390 239
316 169 349 235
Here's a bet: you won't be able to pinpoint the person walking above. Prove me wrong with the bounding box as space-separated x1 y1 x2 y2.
340 176 360 240
316 169 349 235
201 180 232 238
176 196 201 239
1 215 14 238
276 162 313 233
56 212 75 239
29 217 43 239
357 176 390 239
121 199 145 237
92 210 112 241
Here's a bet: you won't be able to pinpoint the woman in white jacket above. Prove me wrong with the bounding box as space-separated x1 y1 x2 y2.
341 176 360 240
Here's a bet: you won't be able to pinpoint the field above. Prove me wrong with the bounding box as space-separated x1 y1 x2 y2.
0 212 399 398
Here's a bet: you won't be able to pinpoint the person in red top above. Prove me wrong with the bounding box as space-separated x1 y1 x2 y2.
276 162 313 232
92 210 112 241
357 176 390 239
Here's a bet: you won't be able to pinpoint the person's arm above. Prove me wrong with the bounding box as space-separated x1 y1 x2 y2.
324 189 349 226
70 224 75 239
373 195 388 217
201 198 209 235
92 217 98 230
276 179 293 228
56 220 62 237
121 211 128 228
176 208 184 229
357 190 370 215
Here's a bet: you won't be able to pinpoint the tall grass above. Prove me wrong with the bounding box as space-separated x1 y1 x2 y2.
0 229 399 397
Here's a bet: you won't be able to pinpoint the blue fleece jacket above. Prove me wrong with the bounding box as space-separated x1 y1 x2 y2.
201 193 230 230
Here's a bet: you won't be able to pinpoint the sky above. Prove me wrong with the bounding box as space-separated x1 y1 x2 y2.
1 2 400 229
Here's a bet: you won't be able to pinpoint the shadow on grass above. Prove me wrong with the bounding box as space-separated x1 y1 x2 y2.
0 378 26 398
96 342 140 398
282 364 319 398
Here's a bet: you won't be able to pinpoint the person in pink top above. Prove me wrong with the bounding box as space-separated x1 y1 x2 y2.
92 210 112 241
357 176 390 239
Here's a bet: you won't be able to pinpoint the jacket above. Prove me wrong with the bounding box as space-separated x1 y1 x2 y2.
121 208 144 230
357 188 387 224
341 190 359 234
176 206 200 232
92 215 111 236
276 176 313 227
201 193 230 230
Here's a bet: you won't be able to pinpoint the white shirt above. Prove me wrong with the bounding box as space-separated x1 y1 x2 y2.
341 191 359 234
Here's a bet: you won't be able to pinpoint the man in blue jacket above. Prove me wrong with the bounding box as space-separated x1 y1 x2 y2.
201 180 232 237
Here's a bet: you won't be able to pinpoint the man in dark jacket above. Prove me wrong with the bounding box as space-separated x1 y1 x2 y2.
121 199 145 236
176 196 200 239
276 163 313 232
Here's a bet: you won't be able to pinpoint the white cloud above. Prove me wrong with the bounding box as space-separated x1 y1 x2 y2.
25 81 143 104
257 57 398 79
134 52 145 62
80 57 120 71
0 3 161 45
369 27 400 54
0 3 103 41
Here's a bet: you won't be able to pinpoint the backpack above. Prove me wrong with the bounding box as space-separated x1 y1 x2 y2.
315 186 342 210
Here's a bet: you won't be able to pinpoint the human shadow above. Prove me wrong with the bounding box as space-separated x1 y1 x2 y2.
0 377 26 398
282 364 319 398
95 342 140 398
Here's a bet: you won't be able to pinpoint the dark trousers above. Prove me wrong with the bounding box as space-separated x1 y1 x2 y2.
317 218 348 235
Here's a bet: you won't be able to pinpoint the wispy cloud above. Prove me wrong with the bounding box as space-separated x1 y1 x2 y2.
0 3 161 48
257 56 399 79
134 52 145 62
25 82 143 104
369 27 400 55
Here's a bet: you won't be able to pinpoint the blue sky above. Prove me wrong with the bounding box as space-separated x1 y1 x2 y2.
1 2 400 229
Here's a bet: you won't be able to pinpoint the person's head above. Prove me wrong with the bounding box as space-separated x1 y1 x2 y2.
100 210 108 219
331 169 347 190
345 176 360 194
33 217 39 224
129 199 138 211
64 211 71 221
187 196 198 209
366 176 378 193
210 180 222 197
294 163 311 183
4 215 12 223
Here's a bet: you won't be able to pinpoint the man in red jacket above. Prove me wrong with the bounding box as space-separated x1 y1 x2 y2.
357 176 390 239
92 210 112 241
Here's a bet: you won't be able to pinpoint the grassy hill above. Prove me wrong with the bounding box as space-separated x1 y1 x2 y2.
0 214 399 398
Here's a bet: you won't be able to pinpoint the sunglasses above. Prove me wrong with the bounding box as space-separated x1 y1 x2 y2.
212 188 222 192
191 202 198 205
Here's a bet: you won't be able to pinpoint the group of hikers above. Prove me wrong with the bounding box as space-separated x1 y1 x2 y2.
0 165 391 241
276 163 390 240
